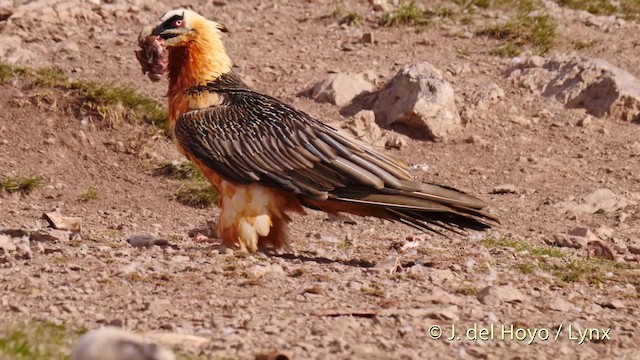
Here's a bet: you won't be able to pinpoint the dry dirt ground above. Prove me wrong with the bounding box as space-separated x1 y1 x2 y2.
1 0 640 359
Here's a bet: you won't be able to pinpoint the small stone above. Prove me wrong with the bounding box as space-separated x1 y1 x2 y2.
577 115 594 127
342 110 381 144
628 240 640 255
598 299 625 309
491 184 518 194
374 255 402 274
302 73 373 107
369 0 393 12
475 83 505 111
429 269 456 284
43 211 82 232
362 33 374 44
30 229 71 242
595 226 614 240
510 115 531 126
477 285 525 305
384 135 407 150
127 235 170 248
549 297 574 312
552 233 587 249
0 234 16 254
72 327 176 360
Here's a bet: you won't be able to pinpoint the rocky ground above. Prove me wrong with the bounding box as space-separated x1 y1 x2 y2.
1 0 640 359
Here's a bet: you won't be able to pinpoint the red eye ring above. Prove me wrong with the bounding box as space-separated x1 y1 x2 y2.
175 19 184 27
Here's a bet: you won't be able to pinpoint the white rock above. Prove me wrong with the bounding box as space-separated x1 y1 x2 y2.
0 234 16 254
628 240 640 255
0 35 35 64
428 269 456 284
373 62 461 141
549 297 574 312
72 327 176 360
555 188 633 215
384 135 407 149
341 110 382 144
475 83 505 111
509 54 640 122
304 73 373 107
476 285 525 305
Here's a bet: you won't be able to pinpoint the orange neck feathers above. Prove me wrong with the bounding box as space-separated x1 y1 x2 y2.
167 22 232 126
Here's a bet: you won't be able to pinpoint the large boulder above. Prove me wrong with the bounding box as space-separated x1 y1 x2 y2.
303 73 373 107
509 54 640 122
372 63 461 141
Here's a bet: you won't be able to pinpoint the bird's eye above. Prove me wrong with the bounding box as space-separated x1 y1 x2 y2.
174 19 184 27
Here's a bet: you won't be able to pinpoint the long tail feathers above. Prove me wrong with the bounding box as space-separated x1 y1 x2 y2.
304 183 498 238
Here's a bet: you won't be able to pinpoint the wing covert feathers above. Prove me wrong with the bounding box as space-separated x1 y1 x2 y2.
175 72 497 237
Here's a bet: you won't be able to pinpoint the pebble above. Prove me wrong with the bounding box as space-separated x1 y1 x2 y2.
477 285 525 305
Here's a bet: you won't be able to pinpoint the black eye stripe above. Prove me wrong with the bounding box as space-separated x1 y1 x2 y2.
162 15 183 28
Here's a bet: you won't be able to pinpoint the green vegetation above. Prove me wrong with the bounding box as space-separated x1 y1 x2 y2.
361 282 386 297
456 0 543 12
381 1 430 27
330 5 362 26
0 62 166 129
78 187 99 202
456 45 472 57
572 39 598 50
555 0 640 19
490 42 521 57
172 182 219 208
453 286 479 295
0 175 44 195
0 322 77 360
155 161 220 208
481 236 564 258
155 161 205 181
481 236 634 284
539 259 630 284
478 13 556 55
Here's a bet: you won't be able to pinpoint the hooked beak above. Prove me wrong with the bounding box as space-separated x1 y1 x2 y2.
137 23 189 48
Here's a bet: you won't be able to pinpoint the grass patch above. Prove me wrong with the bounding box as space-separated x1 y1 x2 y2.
478 13 556 55
426 5 456 18
172 183 219 208
0 62 167 129
0 175 44 195
553 0 640 19
78 187 98 202
490 42 521 57
517 262 536 274
381 1 430 27
361 282 386 297
155 161 204 181
572 39 598 50
539 259 630 284
456 46 472 57
457 0 543 12
157 160 219 208
330 6 362 26
0 321 76 360
453 286 479 295
481 236 564 258
0 63 27 83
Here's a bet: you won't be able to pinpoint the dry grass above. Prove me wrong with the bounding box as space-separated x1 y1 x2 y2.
0 175 44 195
0 63 166 129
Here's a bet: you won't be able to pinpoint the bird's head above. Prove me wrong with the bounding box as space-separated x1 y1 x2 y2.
145 9 223 48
